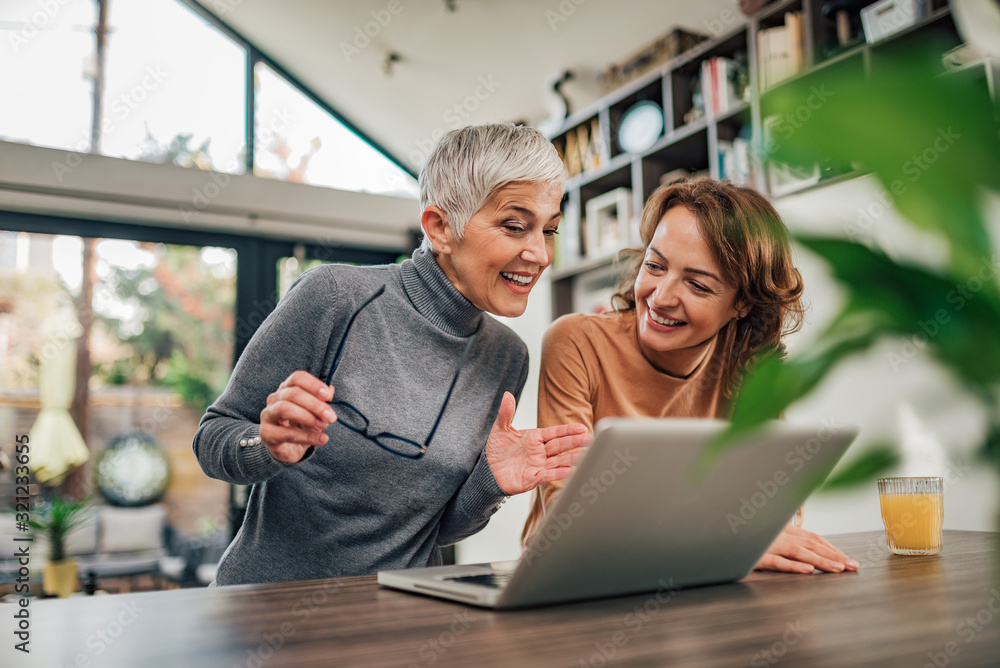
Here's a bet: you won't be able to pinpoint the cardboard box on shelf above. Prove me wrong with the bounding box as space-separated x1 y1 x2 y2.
599 28 709 95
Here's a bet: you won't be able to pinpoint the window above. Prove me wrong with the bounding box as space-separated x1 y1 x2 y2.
101 0 246 173
0 0 98 153
0 231 235 535
253 62 418 198
2 0 415 191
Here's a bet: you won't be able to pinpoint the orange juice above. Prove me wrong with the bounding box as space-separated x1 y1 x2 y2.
879 492 944 555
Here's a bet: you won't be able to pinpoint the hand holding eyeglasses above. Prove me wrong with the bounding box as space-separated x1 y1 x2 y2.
484 392 591 496
260 370 337 463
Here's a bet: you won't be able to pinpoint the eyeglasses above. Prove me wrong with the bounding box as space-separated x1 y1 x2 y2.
323 285 477 459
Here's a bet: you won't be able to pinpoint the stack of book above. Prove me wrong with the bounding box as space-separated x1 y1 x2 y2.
700 56 743 116
758 11 806 90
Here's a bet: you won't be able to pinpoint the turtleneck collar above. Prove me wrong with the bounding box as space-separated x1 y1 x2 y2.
400 248 483 337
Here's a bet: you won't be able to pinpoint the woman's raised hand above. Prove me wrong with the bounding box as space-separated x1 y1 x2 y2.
260 370 337 463
485 392 591 495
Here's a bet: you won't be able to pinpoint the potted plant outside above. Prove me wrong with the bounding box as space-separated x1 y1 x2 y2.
27 496 92 598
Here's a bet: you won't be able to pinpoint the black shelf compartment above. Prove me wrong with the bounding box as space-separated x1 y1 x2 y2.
755 0 803 24
551 112 603 181
757 0 808 91
867 8 961 77
760 47 863 190
758 0 805 30
608 79 666 158
579 162 633 214
762 39 864 95
638 127 710 202
670 27 750 130
812 0 869 64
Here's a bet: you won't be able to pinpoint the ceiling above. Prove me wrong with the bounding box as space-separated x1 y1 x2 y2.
202 0 747 175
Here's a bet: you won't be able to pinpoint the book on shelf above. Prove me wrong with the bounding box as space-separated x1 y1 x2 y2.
701 56 746 116
758 11 806 90
717 137 752 186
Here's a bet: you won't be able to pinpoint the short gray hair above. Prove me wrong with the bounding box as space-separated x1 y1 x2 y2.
418 124 564 251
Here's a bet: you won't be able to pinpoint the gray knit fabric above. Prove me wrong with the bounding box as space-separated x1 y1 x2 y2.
194 249 528 585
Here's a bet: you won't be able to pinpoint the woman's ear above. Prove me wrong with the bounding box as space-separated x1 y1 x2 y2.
420 206 454 254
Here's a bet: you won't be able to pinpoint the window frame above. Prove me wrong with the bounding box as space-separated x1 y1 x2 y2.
179 0 417 181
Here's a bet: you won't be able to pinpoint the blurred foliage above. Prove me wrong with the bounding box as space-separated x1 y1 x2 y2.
708 41 1000 487
821 446 900 492
138 129 214 170
97 243 235 412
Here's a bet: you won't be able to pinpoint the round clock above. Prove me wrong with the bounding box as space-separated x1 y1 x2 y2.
96 431 171 506
618 101 664 154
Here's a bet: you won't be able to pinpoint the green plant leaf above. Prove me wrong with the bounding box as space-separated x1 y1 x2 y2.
28 495 95 562
761 44 1000 281
799 237 1000 389
820 445 899 492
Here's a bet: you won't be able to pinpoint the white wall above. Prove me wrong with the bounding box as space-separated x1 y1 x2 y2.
457 175 1000 565
455 273 553 564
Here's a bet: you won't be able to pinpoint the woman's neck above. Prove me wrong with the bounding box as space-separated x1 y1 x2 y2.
635 327 717 379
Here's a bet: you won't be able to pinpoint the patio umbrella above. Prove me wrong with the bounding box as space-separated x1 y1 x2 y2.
29 308 89 484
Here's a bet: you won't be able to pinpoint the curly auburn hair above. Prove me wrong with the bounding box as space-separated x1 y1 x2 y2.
610 178 805 396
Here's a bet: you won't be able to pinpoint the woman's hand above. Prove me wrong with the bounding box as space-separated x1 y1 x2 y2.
260 370 337 463
755 525 859 574
484 392 591 495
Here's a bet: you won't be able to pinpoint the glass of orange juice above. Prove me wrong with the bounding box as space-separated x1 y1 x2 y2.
877 477 943 555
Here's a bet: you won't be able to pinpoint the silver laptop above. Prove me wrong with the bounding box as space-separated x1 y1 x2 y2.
378 417 858 609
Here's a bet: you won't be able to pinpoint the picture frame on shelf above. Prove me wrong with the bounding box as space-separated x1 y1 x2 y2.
584 188 632 258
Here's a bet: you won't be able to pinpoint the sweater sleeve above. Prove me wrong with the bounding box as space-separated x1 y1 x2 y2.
435 348 530 546
192 268 337 485
522 315 596 544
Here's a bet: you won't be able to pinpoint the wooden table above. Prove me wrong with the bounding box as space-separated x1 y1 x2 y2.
7 531 999 667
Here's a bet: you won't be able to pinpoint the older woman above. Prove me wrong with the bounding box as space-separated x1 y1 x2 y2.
195 124 588 585
522 179 859 574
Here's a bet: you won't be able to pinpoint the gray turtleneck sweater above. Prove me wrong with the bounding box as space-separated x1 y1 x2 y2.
194 249 527 585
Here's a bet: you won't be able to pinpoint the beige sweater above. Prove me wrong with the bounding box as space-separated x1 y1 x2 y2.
522 309 731 543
